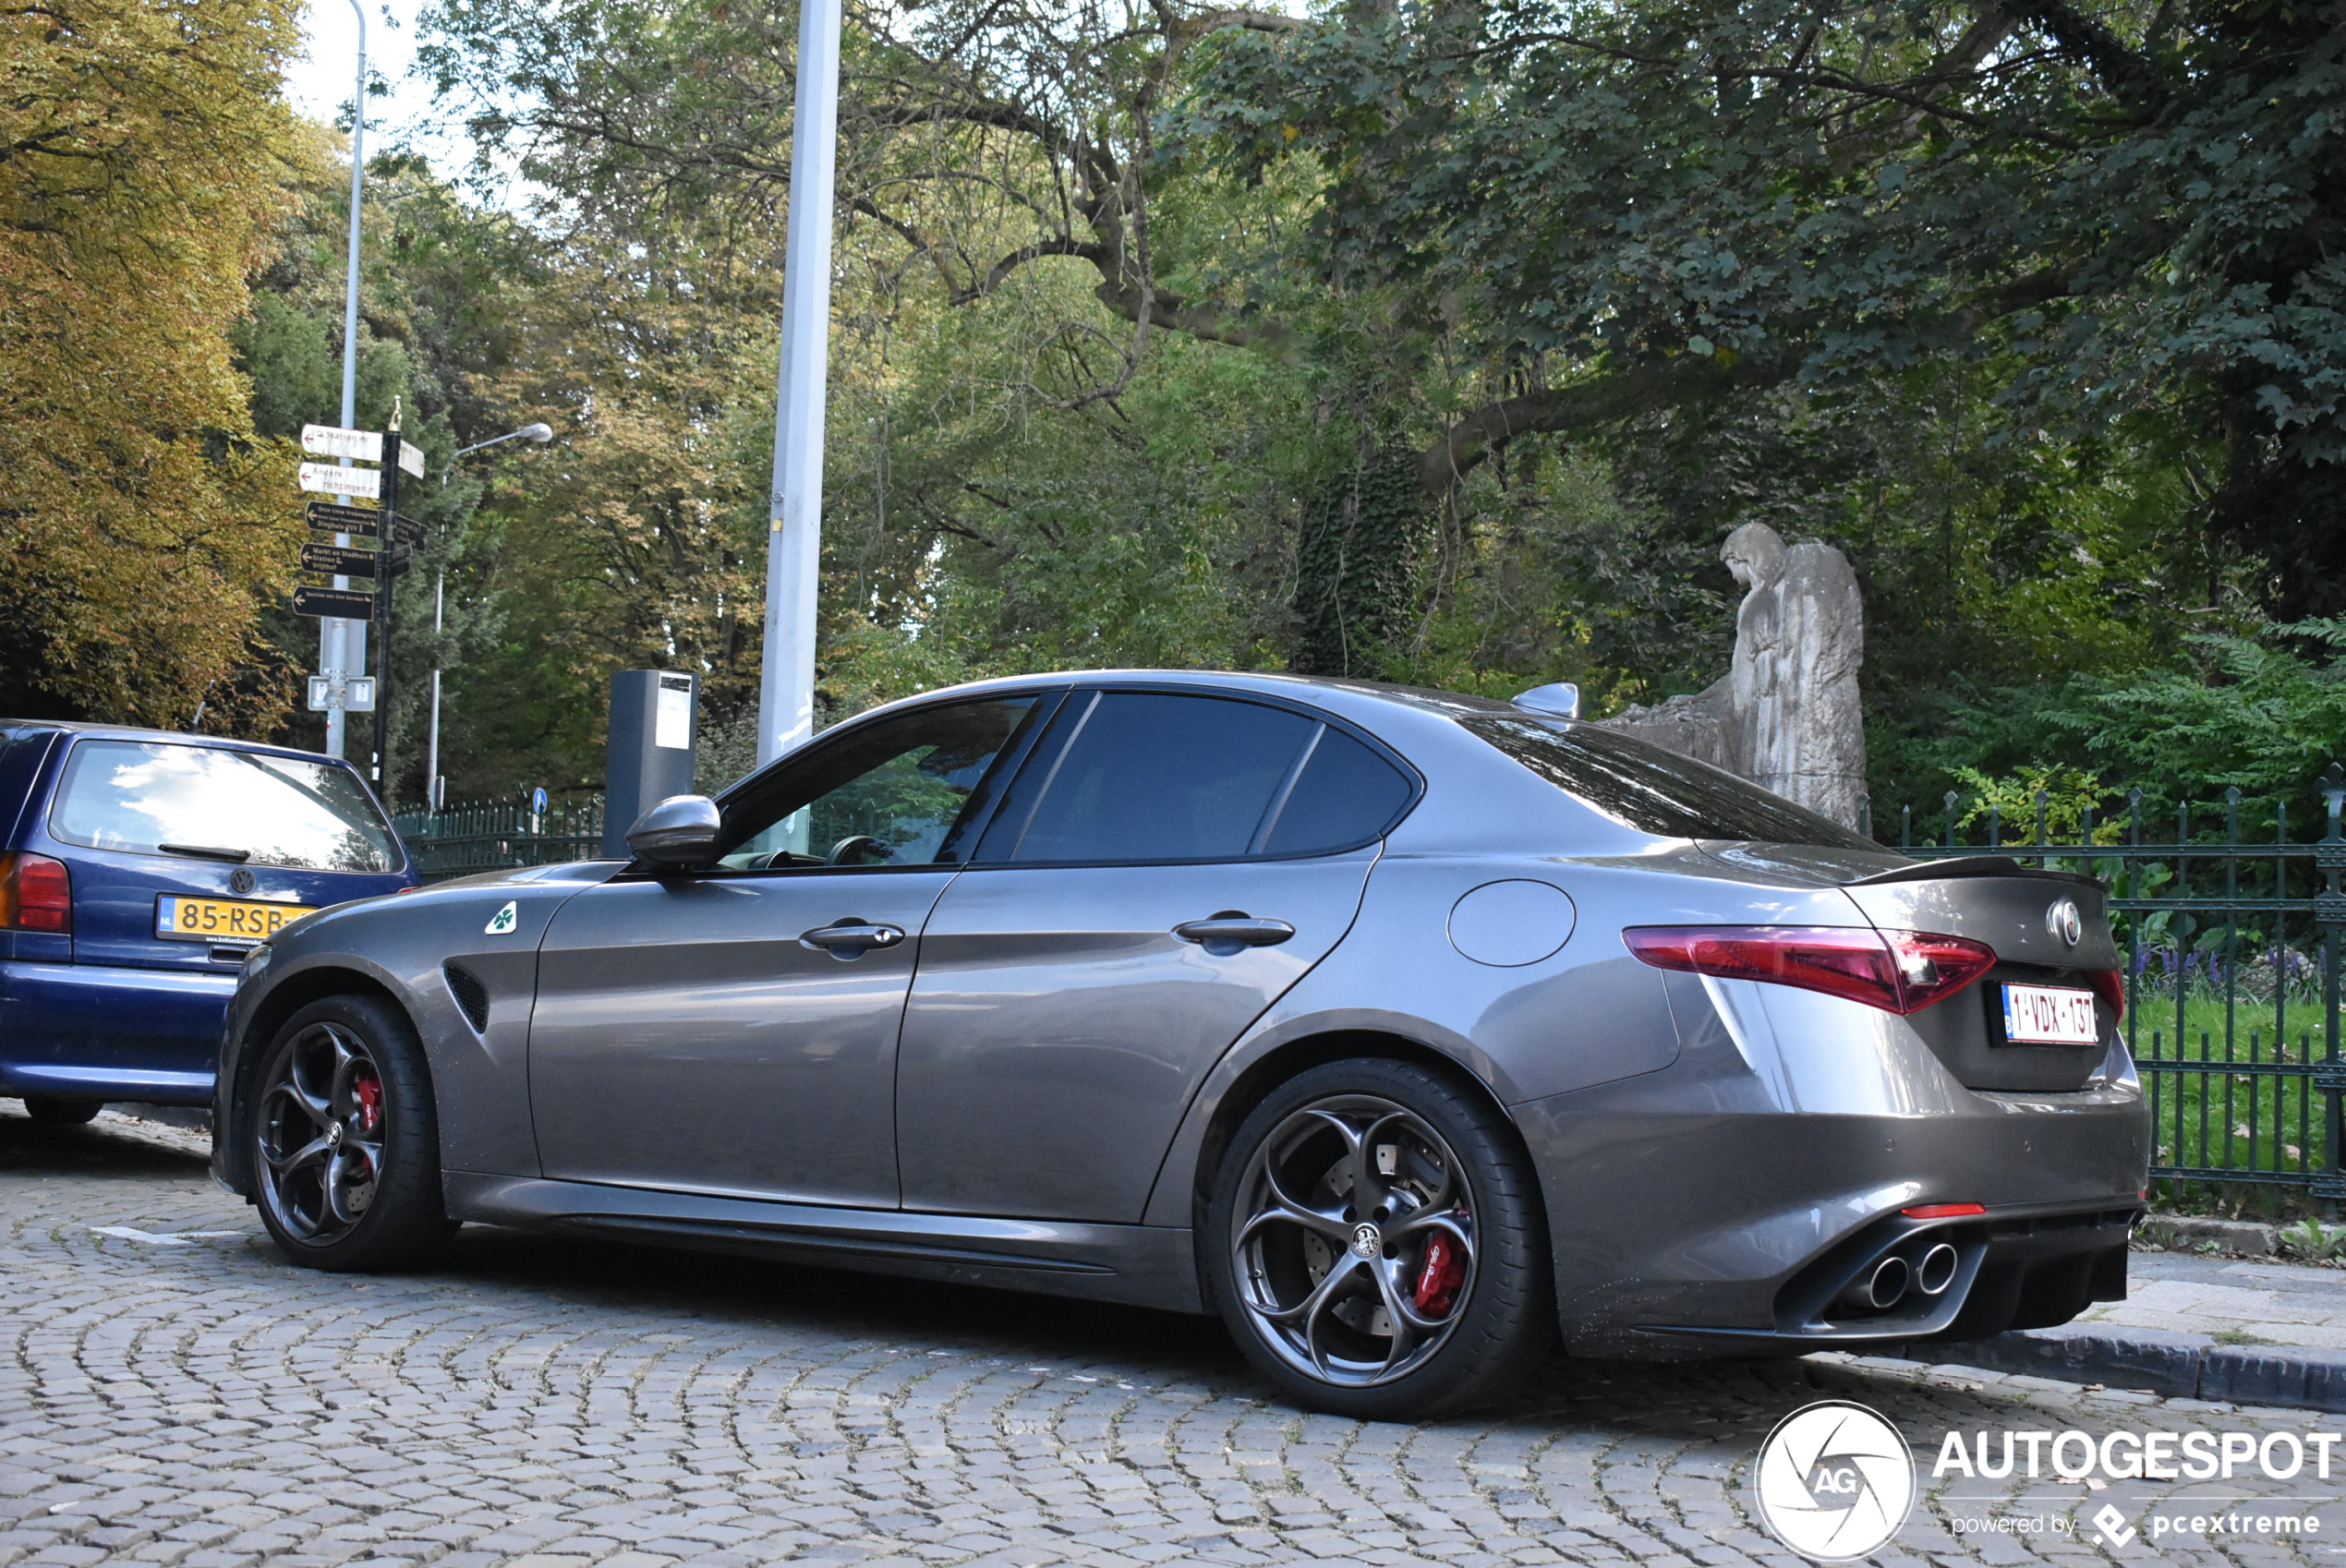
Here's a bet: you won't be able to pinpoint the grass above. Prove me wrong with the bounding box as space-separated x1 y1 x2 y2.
2129 991 2335 1188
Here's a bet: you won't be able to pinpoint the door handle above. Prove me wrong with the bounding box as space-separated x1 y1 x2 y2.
1173 913 1296 950
799 920 907 957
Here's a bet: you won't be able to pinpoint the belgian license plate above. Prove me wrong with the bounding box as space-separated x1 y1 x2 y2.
2001 983 2100 1045
154 895 312 944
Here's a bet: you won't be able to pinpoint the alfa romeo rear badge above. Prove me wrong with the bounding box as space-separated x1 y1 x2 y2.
1750 1400 1915 1562
2047 898 2083 947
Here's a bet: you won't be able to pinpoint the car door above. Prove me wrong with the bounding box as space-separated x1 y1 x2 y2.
527 693 1050 1208
894 689 1421 1222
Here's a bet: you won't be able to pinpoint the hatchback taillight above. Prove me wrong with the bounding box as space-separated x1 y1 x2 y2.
0 851 72 933
1623 924 1996 1015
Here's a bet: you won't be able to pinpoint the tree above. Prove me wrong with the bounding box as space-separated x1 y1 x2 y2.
1182 0 2346 605
0 0 308 728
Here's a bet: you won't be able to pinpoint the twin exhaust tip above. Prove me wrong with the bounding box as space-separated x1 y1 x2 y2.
1838 1241 1961 1314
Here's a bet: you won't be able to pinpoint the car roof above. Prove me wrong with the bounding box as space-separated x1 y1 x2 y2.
856 669 1526 720
0 719 354 770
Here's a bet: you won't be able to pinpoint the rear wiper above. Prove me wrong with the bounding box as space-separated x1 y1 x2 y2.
159 842 252 863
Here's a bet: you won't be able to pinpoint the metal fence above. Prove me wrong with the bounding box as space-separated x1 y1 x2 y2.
387 765 2346 1206
391 798 607 882
1873 765 2346 1208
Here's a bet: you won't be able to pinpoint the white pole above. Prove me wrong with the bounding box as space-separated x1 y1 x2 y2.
426 571 443 812
755 0 842 766
321 0 368 759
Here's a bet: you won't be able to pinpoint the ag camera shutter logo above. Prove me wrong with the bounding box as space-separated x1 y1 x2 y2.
1752 1401 1917 1561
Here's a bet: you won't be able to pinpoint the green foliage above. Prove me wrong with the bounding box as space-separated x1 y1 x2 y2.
1949 765 2125 846
1882 620 2346 825
1292 451 1432 677
2279 1220 2346 1262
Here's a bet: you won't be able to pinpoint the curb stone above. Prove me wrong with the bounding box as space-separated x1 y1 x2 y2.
1892 1323 2346 1414
2136 1215 2279 1257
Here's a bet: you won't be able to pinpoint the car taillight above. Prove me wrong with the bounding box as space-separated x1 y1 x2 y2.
2085 968 2125 1023
0 851 71 933
1623 924 1996 1015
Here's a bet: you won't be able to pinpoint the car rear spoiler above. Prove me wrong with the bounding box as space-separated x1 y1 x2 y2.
1844 854 2106 891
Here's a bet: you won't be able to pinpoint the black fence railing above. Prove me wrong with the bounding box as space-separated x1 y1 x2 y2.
391 798 607 882
1872 765 2346 1209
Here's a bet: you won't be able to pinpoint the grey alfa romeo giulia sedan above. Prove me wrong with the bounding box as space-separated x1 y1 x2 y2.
212 671 2147 1417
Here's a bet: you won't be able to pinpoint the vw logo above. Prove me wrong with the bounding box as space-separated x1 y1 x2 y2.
230 867 256 896
2047 899 2083 947
1348 1223 1383 1260
1752 1400 1915 1561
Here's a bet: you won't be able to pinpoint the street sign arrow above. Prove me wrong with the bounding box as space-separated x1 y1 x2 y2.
399 440 426 479
300 426 384 463
305 501 380 537
390 514 427 548
298 461 381 499
293 586 378 621
300 542 380 577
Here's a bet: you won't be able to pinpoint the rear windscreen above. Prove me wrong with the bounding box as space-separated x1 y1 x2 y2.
1460 716 1880 850
49 741 402 873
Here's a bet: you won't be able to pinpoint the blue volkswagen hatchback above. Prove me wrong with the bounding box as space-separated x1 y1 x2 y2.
0 722 412 1120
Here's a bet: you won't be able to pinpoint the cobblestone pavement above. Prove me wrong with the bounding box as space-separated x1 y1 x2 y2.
4 1108 2342 1568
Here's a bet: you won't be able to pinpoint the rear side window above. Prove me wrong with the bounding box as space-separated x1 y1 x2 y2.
1260 728 1415 855
48 741 401 873
1460 716 1876 850
984 693 1413 863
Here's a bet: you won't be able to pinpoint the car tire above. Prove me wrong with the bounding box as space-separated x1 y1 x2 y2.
22 1097 100 1125
1204 1056 1554 1419
248 995 455 1271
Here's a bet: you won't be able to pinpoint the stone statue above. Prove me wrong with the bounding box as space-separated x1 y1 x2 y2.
1599 522 1867 826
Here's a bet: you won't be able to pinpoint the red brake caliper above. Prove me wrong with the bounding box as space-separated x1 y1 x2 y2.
353 1071 382 1134
1413 1232 1466 1318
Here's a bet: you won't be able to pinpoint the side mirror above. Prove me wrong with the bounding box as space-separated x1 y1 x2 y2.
626 794 723 869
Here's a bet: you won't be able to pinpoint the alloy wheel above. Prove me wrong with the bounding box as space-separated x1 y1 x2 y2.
1229 1092 1476 1387
255 1021 387 1246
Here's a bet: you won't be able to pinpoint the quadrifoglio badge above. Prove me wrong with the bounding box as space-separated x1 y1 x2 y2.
1752 1401 1917 1561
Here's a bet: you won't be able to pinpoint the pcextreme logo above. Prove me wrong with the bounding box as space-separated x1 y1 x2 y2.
1751 1401 1917 1562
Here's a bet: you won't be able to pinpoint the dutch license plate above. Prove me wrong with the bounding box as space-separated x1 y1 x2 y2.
2001 983 2100 1045
154 894 312 944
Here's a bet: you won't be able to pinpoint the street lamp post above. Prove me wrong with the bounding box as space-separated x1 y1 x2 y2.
440 422 553 485
321 0 369 760
756 0 843 766
423 422 555 812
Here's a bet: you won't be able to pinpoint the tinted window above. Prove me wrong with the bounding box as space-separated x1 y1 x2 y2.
1461 717 1878 849
1260 728 1414 855
1000 694 1317 863
49 741 401 873
716 696 1038 868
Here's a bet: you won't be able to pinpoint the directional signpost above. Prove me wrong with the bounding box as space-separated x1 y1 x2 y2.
294 586 377 621
295 416 427 792
301 427 383 463
300 541 380 578
298 461 381 499
306 501 381 537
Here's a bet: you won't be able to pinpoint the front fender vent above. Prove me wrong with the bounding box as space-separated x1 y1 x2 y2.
443 963 490 1033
